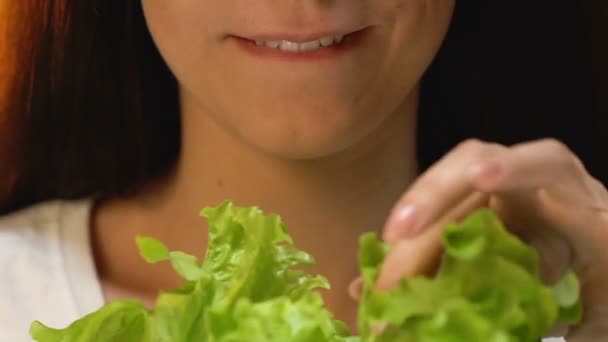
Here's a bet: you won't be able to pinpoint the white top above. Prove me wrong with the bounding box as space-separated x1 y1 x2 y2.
0 199 104 341
0 199 566 341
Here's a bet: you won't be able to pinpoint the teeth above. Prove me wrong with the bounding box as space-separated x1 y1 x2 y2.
299 40 321 52
266 40 280 49
279 40 300 53
256 34 345 53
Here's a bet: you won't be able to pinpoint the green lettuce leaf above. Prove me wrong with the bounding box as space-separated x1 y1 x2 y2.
31 201 345 342
31 203 581 342
357 208 582 342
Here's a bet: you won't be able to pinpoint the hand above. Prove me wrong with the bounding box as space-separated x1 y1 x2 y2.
374 138 608 340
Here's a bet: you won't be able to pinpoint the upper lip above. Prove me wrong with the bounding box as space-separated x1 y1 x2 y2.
235 26 370 42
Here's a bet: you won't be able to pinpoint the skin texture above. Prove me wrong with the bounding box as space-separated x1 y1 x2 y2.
141 0 453 159
91 1 608 338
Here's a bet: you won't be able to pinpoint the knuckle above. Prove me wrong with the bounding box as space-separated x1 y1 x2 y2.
457 139 504 160
457 138 485 152
539 138 572 157
541 138 581 171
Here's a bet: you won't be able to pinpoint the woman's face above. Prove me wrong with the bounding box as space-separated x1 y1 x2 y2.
142 1 455 159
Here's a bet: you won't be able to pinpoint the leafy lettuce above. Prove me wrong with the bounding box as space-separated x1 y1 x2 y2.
357 209 582 342
30 202 581 342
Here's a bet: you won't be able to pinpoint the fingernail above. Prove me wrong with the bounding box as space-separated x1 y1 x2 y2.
384 204 420 243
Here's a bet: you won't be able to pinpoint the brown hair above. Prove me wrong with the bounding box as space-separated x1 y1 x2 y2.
1 1 607 214
1 1 179 212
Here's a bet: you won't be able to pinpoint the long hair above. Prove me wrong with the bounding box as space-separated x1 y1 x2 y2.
1 1 606 214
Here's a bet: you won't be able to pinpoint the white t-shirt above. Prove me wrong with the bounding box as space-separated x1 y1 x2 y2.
0 199 104 341
0 199 566 341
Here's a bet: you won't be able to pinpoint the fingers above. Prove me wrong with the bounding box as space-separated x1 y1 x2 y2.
375 192 489 290
470 139 608 254
385 138 602 245
369 137 608 338
469 139 589 202
383 139 506 243
378 137 608 291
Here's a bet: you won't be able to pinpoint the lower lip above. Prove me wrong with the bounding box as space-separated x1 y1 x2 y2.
232 28 371 62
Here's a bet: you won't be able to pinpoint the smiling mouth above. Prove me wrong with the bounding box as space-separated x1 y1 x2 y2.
250 32 354 53
232 27 372 60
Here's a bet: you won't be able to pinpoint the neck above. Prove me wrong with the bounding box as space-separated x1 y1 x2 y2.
172 88 417 270
92 90 419 330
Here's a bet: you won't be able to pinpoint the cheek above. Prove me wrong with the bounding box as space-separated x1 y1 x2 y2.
375 0 454 109
141 2 250 139
382 0 455 82
141 1 217 80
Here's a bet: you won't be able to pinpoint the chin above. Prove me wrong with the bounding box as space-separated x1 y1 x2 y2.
255 135 358 161
231 105 387 161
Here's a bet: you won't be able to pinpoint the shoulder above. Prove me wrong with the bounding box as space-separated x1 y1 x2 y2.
0 199 91 230
0 199 95 341
0 200 67 265
0 199 91 263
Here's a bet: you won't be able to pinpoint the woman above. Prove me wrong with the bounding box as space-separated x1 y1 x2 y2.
0 0 606 341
